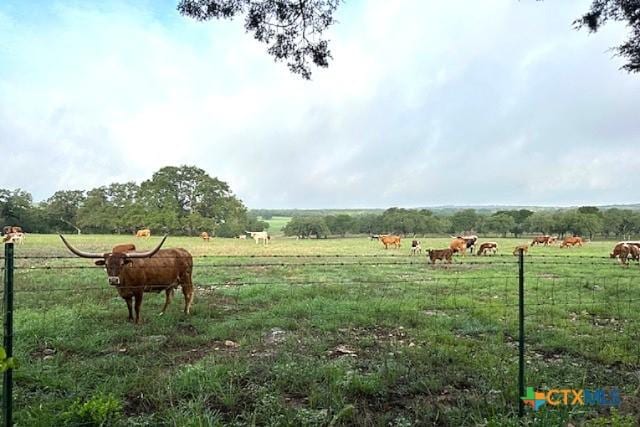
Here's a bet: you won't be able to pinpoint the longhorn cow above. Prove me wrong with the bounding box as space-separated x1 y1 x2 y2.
60 235 194 324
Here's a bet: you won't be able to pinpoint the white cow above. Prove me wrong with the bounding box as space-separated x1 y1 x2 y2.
246 231 269 246
3 232 24 245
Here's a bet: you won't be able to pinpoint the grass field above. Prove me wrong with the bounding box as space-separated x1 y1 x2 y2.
261 217 291 236
4 234 640 426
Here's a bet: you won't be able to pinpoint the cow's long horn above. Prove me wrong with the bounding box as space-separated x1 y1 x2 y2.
59 235 105 258
125 235 168 258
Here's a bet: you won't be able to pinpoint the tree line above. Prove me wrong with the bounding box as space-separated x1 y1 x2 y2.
281 207 640 240
0 166 267 237
3 169 638 240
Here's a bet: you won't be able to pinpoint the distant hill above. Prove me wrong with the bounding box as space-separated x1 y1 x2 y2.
250 204 640 217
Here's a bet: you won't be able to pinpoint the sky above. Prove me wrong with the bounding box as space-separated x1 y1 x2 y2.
1 0 639 209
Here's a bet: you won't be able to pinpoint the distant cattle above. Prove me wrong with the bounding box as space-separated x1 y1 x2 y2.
370 234 381 241
112 243 136 253
449 238 467 255
426 248 454 264
477 242 498 256
513 244 529 256
410 240 422 255
3 232 24 245
461 235 478 254
622 245 640 265
200 232 210 241
135 229 151 238
237 235 247 240
610 242 640 265
2 226 22 235
560 236 583 248
247 231 269 245
531 235 553 246
617 241 640 249
379 235 401 249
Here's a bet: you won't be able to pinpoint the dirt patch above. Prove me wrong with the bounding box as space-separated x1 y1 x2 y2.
30 346 57 361
283 394 312 409
173 340 241 364
123 391 159 417
335 326 418 351
175 323 199 336
422 310 451 317
264 327 288 345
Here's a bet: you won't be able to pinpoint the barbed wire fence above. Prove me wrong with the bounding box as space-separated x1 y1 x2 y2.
2 244 640 424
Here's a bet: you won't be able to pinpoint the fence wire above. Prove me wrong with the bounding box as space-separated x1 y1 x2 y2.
2 251 640 423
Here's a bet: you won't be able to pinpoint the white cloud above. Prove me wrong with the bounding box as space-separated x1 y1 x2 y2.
0 0 639 208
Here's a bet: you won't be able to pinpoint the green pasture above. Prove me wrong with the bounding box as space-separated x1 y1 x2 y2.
261 217 291 236
3 234 640 426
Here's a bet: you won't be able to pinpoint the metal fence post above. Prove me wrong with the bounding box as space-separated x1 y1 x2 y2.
3 242 14 427
518 248 525 418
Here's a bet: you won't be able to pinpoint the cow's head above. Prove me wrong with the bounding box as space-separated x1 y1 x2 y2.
60 235 167 286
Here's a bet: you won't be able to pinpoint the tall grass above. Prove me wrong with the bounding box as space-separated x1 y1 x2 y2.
3 234 639 425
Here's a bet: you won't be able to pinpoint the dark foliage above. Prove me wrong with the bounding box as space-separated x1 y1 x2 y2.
575 0 640 73
177 0 340 79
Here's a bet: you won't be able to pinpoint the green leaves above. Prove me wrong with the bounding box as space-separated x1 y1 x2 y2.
0 346 18 371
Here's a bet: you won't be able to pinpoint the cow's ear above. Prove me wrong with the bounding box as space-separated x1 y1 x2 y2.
95 260 105 266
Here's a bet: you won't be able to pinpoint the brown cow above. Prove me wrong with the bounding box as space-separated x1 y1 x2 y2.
60 235 194 324
560 236 583 248
451 235 478 254
513 244 529 256
200 232 210 241
477 242 498 256
617 241 640 249
112 243 136 253
531 235 552 246
610 243 640 265
624 245 640 264
135 229 151 238
379 235 401 249
449 238 468 256
426 248 454 264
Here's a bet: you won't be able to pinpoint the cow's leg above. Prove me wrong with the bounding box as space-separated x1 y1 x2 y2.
134 292 144 324
182 284 194 314
160 288 174 315
124 297 134 322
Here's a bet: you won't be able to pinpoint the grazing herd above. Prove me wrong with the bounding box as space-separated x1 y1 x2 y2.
371 232 640 267
1 222 639 324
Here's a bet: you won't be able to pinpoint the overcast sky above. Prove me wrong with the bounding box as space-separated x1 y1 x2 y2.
1 0 638 209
